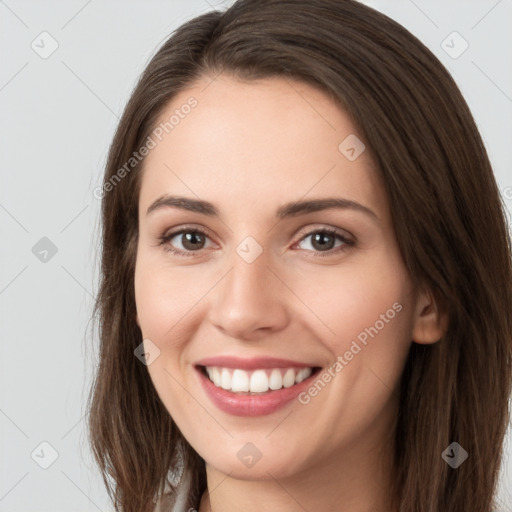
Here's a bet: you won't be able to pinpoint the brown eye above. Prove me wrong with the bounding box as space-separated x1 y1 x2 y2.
175 231 207 251
295 228 355 257
158 228 213 257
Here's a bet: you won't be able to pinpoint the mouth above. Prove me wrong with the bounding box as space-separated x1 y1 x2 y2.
194 357 323 417
193 355 324 416
196 365 322 395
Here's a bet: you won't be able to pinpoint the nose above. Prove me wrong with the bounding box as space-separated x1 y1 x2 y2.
207 246 290 340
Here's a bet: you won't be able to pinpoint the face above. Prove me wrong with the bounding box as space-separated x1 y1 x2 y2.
134 74 421 480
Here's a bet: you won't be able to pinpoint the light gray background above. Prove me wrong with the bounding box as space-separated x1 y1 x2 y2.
1 0 511 510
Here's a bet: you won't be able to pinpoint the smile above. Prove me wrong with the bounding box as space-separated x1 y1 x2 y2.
194 356 323 416
201 366 315 394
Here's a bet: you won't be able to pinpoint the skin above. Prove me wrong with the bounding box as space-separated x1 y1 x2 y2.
134 74 447 512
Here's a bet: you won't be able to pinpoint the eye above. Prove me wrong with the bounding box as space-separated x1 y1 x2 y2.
156 225 355 258
293 227 355 258
157 226 213 257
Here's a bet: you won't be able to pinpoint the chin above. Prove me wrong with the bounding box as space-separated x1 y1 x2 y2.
198 437 312 481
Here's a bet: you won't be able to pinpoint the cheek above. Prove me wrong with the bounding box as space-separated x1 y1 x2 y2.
134 258 198 419
296 250 411 341
291 249 413 394
134 253 205 340
287 257 412 448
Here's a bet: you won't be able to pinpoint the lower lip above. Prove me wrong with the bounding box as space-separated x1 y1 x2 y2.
196 367 319 417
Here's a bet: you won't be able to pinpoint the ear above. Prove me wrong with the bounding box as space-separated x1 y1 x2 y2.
412 288 448 344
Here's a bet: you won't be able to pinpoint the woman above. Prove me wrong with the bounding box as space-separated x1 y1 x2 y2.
87 1 512 511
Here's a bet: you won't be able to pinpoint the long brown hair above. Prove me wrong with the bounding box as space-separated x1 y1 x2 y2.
86 1 512 510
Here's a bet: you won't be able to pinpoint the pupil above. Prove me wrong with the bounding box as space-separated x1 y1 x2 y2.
313 233 333 251
184 232 204 250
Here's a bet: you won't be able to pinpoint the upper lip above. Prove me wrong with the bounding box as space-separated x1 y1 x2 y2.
195 356 320 371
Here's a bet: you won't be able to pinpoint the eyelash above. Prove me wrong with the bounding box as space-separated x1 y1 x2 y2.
156 225 355 259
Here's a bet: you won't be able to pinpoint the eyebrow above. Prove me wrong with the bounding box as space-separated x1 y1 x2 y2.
146 195 378 221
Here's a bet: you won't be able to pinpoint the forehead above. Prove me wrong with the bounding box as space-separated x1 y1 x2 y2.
138 74 386 220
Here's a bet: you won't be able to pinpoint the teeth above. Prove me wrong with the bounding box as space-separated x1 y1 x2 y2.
211 367 221 387
283 368 296 388
232 369 250 392
269 368 282 390
204 366 314 393
249 370 268 393
295 368 312 384
220 368 231 390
